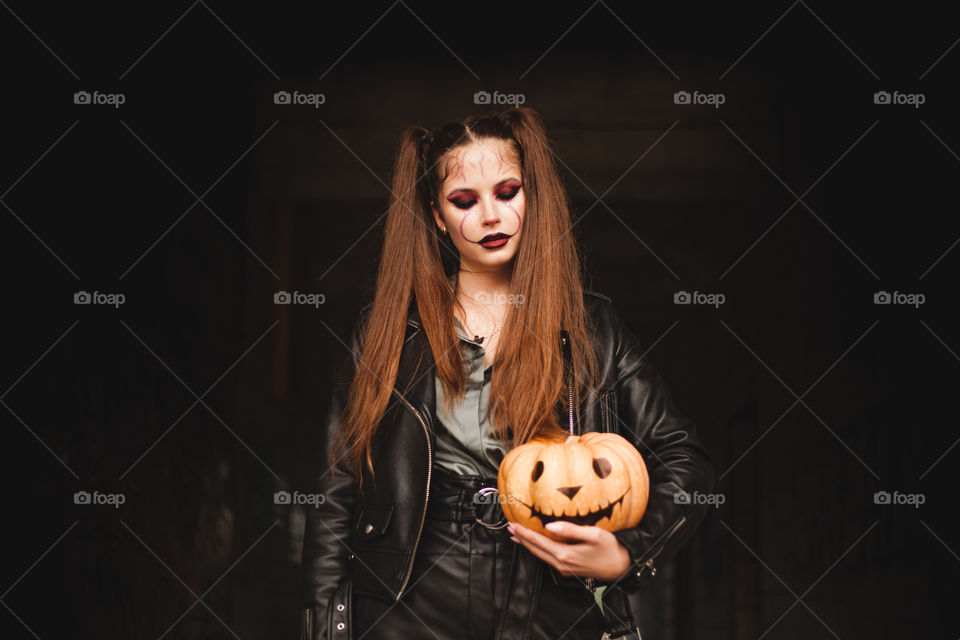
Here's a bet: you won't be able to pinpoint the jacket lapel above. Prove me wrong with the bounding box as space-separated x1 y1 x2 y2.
393 299 437 433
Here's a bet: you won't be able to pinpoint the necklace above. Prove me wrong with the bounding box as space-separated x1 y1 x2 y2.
456 290 504 345
459 310 502 344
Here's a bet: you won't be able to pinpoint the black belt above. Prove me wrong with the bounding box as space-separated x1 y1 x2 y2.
426 471 509 529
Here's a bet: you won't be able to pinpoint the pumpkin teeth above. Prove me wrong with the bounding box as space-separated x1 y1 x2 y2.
524 491 628 528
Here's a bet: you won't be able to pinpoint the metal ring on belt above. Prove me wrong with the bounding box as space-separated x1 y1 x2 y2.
473 486 509 530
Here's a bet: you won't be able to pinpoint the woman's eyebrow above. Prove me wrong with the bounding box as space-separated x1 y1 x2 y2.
446 177 521 197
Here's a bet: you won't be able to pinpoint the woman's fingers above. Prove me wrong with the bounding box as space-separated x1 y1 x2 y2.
508 522 586 575
543 521 599 542
513 533 567 572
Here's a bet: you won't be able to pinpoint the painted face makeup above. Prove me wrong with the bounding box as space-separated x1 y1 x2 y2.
446 178 523 244
434 139 525 269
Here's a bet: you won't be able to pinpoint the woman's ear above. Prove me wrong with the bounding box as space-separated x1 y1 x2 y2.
431 201 445 233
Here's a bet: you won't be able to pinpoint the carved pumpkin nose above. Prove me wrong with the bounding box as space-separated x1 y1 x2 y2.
557 485 581 500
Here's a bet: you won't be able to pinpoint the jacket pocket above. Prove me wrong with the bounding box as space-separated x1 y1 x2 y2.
353 504 394 543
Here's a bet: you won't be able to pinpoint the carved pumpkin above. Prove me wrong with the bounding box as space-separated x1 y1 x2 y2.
497 432 649 541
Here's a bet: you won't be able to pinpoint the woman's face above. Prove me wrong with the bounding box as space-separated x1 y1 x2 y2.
431 138 525 274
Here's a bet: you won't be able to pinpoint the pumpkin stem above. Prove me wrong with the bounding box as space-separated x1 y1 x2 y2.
565 435 579 444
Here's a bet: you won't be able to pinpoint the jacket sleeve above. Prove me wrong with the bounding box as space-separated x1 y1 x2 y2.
299 315 366 639
602 302 716 594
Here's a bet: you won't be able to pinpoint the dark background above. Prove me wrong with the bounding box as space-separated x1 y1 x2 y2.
1 1 957 638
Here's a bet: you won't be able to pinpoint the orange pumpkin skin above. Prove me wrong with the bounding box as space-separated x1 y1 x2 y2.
497 432 650 542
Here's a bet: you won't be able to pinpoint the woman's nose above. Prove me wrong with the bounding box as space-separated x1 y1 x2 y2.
480 198 501 224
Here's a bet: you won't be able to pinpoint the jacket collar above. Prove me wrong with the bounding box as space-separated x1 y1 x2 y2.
394 301 436 434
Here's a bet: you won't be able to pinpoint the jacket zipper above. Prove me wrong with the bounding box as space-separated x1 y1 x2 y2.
601 391 610 433
300 607 310 640
392 390 432 600
635 515 687 579
560 329 576 435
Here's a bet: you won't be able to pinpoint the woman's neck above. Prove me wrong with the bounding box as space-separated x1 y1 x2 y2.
456 264 513 300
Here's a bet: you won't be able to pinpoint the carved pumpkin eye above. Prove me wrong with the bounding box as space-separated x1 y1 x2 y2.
531 460 544 482
592 457 612 478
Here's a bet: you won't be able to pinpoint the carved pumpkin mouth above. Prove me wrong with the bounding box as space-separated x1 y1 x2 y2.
521 490 629 527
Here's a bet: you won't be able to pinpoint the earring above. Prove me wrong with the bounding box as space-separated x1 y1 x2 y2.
441 225 447 234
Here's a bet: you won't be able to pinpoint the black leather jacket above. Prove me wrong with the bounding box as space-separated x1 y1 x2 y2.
299 290 716 639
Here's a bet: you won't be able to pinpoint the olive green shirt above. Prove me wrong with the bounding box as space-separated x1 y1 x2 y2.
433 274 508 478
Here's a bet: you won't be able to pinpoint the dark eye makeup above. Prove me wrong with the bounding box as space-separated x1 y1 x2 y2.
446 182 521 210
496 187 520 201
449 197 477 210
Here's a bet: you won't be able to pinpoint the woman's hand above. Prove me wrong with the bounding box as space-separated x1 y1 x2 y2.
507 521 632 582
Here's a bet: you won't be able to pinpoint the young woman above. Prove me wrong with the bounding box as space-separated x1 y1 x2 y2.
300 107 715 639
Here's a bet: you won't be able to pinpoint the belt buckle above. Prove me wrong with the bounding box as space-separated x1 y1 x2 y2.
473 486 508 530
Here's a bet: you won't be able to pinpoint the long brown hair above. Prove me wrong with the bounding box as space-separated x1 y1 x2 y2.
331 106 600 484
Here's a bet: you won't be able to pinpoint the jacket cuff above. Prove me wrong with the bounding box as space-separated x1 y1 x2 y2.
606 515 691 594
605 538 650 594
